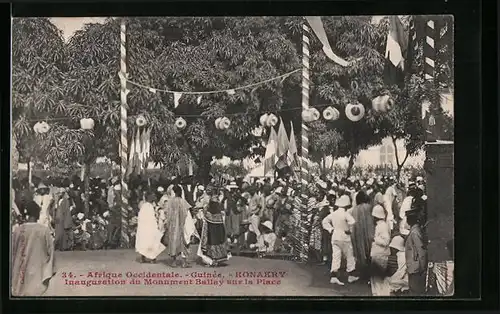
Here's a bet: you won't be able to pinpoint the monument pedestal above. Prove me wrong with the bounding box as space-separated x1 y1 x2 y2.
424 141 454 262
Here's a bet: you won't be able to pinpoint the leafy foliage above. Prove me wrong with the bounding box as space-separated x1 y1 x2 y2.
306 16 389 161
12 16 453 180
59 17 303 178
308 15 454 170
11 18 80 164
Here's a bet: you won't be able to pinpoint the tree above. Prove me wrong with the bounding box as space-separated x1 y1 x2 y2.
60 17 303 184
382 15 454 180
11 18 90 182
307 16 454 178
306 16 391 176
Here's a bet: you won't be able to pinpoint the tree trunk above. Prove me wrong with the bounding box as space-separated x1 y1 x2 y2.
391 136 409 182
196 157 212 186
83 162 90 216
346 154 355 178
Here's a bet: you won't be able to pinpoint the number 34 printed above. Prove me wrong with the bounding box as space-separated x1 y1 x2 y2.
61 272 75 278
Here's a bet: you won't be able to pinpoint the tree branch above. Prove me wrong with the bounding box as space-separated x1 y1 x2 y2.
401 149 409 168
391 135 400 167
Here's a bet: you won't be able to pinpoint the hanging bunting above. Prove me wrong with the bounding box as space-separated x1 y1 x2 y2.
305 16 350 67
124 69 300 97
174 92 182 108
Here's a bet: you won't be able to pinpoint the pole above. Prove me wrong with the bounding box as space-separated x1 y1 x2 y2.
299 20 311 262
301 22 310 186
119 19 129 248
424 18 438 141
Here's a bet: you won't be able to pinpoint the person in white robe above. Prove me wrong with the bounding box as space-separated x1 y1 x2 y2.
388 235 409 294
135 192 166 263
384 178 397 229
33 183 54 235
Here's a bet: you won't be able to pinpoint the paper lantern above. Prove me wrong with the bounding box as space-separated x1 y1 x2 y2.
323 106 340 121
322 107 335 120
220 117 231 130
136 115 147 127
266 113 278 127
80 118 95 130
33 122 42 134
215 117 223 130
175 117 187 130
259 114 269 126
310 108 320 121
345 103 365 122
301 110 314 123
37 122 50 134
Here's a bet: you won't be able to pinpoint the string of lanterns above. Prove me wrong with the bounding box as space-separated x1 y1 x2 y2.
31 85 394 134
33 95 394 134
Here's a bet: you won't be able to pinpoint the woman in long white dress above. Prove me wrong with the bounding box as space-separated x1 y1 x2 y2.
135 192 166 263
370 204 391 296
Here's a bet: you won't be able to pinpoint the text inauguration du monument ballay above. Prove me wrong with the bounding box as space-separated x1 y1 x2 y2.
62 271 288 287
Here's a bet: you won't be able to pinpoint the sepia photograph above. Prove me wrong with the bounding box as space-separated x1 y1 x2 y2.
10 15 454 297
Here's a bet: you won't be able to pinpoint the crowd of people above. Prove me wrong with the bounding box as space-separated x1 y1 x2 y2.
12 169 453 296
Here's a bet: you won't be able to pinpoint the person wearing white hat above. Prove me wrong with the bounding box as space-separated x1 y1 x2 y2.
321 195 358 285
252 220 277 253
388 235 409 294
33 183 54 231
383 179 397 231
370 204 391 296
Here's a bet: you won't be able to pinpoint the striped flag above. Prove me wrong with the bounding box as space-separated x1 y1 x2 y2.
263 127 278 176
383 16 409 87
305 16 349 67
287 121 300 169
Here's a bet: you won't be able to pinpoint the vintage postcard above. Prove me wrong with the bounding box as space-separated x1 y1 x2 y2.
10 15 454 297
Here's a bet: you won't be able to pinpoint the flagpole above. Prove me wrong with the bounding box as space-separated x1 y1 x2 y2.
423 17 438 141
300 20 311 263
119 18 130 248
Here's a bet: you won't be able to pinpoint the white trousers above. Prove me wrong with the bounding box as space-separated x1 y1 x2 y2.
330 240 356 273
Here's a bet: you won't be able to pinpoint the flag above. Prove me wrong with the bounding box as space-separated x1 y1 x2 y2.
126 131 136 177
134 129 142 175
174 92 182 108
144 128 151 161
383 16 409 87
140 128 148 174
305 16 349 67
263 127 278 176
287 121 300 169
276 118 289 159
